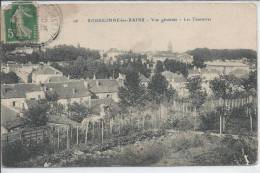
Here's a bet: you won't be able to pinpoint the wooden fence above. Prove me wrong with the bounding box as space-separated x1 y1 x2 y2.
1 96 256 153
168 96 256 114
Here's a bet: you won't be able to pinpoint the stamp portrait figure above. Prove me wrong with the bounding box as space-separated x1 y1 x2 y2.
11 5 33 39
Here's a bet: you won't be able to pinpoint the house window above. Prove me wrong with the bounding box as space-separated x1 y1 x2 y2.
12 101 16 107
107 94 110 98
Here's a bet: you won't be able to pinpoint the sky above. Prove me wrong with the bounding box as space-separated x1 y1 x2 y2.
2 2 257 52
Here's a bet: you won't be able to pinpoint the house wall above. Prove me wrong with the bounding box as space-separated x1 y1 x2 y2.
57 96 91 106
206 65 250 75
32 74 63 84
25 91 45 100
96 92 119 102
2 98 26 109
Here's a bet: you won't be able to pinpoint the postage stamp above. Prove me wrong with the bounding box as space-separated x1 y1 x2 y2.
4 2 38 43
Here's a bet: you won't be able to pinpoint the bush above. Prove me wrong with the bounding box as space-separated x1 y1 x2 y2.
2 141 30 167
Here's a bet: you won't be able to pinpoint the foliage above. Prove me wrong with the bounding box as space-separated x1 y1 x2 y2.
215 136 257 165
192 55 206 68
163 59 192 77
163 115 195 130
68 102 89 122
2 141 31 166
24 102 49 127
155 60 164 73
186 76 207 109
187 48 257 63
48 102 66 117
117 52 151 77
2 140 52 167
118 72 146 108
148 73 169 103
199 110 220 131
241 70 257 95
210 75 246 99
1 44 100 64
0 71 20 84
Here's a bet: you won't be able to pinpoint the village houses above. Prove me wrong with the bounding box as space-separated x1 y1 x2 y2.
32 64 64 84
1 83 45 111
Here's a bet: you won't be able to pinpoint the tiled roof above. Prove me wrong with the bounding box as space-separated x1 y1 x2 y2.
86 79 119 94
33 65 62 75
1 83 43 99
46 76 69 83
44 80 92 99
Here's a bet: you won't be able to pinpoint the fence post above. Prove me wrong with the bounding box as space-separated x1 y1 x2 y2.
36 130 38 144
67 127 70 150
101 120 104 144
109 119 113 134
194 107 197 131
76 125 79 146
20 131 23 144
92 122 95 143
57 127 60 151
85 122 89 144
220 115 222 135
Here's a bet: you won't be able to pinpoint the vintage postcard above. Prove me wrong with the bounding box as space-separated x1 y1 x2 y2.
0 1 258 168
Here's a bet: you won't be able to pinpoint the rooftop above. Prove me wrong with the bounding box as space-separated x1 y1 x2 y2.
86 79 120 94
33 65 62 75
1 83 43 99
46 76 69 83
44 80 92 99
205 60 249 67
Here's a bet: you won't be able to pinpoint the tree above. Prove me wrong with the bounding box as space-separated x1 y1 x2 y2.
186 76 207 110
241 70 256 95
187 48 257 63
192 55 206 68
210 75 246 99
118 72 145 108
148 73 169 102
0 71 20 84
155 60 164 73
68 102 89 122
24 102 49 127
163 59 192 78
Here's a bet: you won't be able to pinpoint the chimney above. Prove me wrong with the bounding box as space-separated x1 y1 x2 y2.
93 74 96 80
72 88 76 94
68 75 70 80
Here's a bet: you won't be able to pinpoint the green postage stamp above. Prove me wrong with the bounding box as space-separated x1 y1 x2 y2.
4 2 38 43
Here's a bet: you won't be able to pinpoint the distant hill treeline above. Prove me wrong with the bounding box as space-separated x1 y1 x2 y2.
187 48 257 63
0 44 101 63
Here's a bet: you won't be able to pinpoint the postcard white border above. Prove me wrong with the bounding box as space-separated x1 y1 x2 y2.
1 1 259 173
